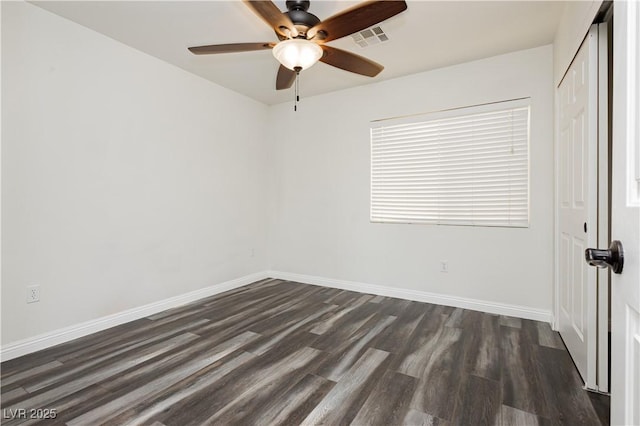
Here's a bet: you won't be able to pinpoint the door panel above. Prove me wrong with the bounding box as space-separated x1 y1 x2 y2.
573 109 586 208
558 25 598 389
610 1 640 423
572 237 586 337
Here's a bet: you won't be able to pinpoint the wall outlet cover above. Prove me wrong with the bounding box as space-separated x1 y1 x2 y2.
27 285 40 303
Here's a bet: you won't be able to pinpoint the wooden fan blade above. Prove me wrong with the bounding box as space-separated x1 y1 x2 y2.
308 1 407 43
188 42 275 55
243 0 298 38
320 45 383 77
276 65 296 90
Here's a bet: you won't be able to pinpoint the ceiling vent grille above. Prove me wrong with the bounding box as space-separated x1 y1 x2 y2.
351 26 389 48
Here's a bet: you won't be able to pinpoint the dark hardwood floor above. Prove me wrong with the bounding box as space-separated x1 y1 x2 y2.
1 279 609 425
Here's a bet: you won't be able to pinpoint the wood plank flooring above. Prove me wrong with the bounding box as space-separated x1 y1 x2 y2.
1 279 609 425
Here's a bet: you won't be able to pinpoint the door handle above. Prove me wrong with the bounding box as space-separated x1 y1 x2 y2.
585 240 624 274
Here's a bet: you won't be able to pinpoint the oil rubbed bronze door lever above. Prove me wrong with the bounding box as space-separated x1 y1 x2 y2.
585 240 624 274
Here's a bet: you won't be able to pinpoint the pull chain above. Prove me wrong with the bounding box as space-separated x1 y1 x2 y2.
294 66 302 112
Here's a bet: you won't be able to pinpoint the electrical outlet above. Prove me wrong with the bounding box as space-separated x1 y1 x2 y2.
440 261 449 273
26 285 40 303
250 248 255 258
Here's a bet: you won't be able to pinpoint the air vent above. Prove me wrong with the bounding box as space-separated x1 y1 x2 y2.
351 26 389 48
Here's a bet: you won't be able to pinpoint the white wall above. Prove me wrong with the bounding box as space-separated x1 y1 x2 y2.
269 45 554 313
1 2 270 345
1 0 557 350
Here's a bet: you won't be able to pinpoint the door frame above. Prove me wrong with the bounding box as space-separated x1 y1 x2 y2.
595 15 612 394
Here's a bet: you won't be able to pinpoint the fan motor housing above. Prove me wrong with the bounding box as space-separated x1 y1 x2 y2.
283 0 320 37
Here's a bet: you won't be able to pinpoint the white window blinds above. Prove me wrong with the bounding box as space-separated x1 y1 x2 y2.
371 99 530 227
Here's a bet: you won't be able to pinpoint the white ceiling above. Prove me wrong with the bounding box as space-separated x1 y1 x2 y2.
32 1 566 105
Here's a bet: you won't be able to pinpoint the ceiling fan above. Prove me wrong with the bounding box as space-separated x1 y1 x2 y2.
188 0 408 91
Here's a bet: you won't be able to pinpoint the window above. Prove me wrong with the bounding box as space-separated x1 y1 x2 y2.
370 99 530 227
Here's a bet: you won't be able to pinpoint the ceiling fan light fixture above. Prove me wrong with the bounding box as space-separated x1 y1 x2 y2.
272 39 323 71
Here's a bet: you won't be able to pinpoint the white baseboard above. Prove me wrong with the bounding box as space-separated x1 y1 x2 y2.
0 271 269 362
2 270 553 361
269 270 553 324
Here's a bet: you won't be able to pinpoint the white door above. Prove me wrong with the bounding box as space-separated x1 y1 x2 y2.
558 25 598 389
609 1 640 423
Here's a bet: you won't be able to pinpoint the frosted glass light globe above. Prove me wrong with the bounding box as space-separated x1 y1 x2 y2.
272 39 323 71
